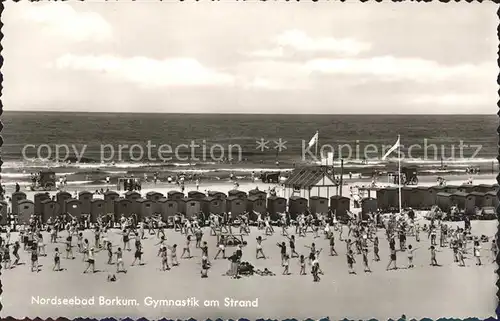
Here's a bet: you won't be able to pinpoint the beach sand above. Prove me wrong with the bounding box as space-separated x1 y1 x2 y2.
1 173 497 319
1 220 496 320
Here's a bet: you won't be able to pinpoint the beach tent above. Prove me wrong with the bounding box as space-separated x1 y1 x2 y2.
477 184 495 194
78 191 93 215
56 191 72 215
136 198 154 218
361 197 377 219
248 188 267 200
65 199 82 219
226 196 246 219
419 186 435 209
482 192 495 208
167 191 185 200
34 192 50 216
115 198 133 218
450 192 467 209
410 187 428 209
17 199 35 224
385 187 399 210
428 186 446 206
486 191 498 208
90 199 105 223
436 192 452 213
228 189 247 200
125 190 141 201
125 191 141 216
202 196 225 216
464 193 477 215
182 198 201 217
158 198 178 221
463 193 478 216
469 192 485 208
145 191 164 202
208 191 226 201
444 185 460 194
288 196 308 220
103 191 120 216
375 188 388 211
11 191 27 216
188 191 206 200
246 196 266 221
331 195 351 219
267 196 287 221
309 196 329 214
458 184 475 194
450 192 475 215
471 185 483 193
41 199 59 222
401 187 413 208
0 200 8 225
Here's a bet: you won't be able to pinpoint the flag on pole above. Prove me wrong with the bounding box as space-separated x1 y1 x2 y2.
382 137 400 160
308 131 319 148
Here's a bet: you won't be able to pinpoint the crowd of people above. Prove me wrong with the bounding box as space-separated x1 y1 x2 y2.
0 205 496 283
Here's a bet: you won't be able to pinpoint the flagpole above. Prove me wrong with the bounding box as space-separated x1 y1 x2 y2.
315 130 319 160
398 134 402 214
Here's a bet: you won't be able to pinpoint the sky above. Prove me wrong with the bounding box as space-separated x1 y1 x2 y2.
3 2 499 114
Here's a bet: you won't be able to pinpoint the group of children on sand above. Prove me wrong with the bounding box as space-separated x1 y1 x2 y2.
0 208 496 285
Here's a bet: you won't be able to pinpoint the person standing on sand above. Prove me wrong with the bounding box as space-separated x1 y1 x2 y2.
429 245 440 266
474 240 482 266
490 239 497 262
53 248 62 271
347 250 356 274
12 241 20 266
282 254 290 275
386 248 397 271
255 236 267 259
362 248 371 272
264 216 274 236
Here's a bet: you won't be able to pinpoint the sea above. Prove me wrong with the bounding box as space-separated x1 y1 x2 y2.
0 112 498 184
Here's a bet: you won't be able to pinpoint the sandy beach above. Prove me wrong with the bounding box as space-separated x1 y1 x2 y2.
1 219 496 320
0 172 497 320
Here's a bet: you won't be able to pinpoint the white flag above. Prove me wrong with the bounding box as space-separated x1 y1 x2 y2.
382 137 400 160
308 132 319 148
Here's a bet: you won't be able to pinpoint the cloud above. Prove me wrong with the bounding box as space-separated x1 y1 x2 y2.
410 93 495 106
236 60 311 90
245 30 371 59
21 3 112 42
304 56 495 83
54 54 235 88
243 78 288 91
246 47 285 59
275 30 371 56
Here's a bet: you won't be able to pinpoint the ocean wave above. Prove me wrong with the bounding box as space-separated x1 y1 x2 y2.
0 172 76 179
419 169 467 174
401 158 496 165
2 157 495 173
3 180 94 187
